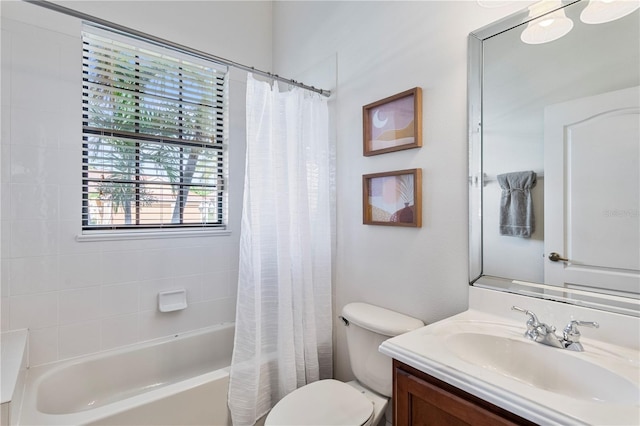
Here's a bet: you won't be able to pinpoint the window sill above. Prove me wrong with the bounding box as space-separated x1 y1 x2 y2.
76 228 231 242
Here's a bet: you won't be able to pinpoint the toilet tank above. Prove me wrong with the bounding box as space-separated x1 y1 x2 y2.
341 303 423 397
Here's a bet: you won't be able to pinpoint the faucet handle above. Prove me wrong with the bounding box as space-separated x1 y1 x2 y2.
511 306 541 339
511 306 539 325
562 320 599 350
563 319 599 336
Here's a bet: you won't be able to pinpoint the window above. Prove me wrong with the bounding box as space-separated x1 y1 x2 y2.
82 27 228 231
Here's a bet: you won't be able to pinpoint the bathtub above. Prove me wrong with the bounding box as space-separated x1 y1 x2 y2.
18 323 234 426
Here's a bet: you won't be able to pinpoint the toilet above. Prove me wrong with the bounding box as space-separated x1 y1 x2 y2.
265 302 424 426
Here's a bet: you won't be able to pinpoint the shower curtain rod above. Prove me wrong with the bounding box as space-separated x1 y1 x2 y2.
22 0 331 97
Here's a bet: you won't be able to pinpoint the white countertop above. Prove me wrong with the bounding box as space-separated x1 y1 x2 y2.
379 288 640 425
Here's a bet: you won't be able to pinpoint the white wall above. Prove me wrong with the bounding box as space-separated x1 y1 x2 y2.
0 0 271 366
271 0 531 381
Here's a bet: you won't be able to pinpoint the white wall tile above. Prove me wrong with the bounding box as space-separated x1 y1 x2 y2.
100 313 138 350
9 255 59 295
1 297 10 332
138 248 176 281
172 274 203 303
168 246 205 277
28 326 58 366
1 29 12 109
58 320 100 360
10 145 59 184
173 305 205 335
57 148 80 186
100 283 139 317
202 270 231 301
58 220 102 255
0 220 10 260
58 115 81 149
1 259 9 296
1 144 10 184
58 286 100 325
58 36 82 82
11 34 62 112
55 80 81 114
98 237 143 253
58 252 101 290
195 297 236 327
138 277 174 312
100 249 140 285
10 220 59 258
137 309 184 341
202 244 235 275
57 184 81 223
9 292 58 330
10 107 61 148
1 107 10 147
10 183 59 221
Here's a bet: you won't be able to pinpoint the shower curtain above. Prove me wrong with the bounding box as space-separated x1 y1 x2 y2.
228 74 333 426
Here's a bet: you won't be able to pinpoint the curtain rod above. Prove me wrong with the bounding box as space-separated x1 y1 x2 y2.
22 0 331 97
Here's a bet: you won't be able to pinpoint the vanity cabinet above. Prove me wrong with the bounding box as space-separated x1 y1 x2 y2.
393 360 536 426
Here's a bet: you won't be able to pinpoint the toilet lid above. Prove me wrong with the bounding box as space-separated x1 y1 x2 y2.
265 379 374 426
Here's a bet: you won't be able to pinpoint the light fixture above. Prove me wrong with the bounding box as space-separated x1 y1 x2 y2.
521 1 574 44
580 0 640 24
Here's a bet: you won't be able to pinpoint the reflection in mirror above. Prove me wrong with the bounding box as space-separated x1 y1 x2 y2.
468 0 639 316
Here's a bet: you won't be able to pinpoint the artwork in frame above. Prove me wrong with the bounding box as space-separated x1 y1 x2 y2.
363 169 422 227
363 87 422 156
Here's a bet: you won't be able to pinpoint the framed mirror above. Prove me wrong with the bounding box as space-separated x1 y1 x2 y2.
469 0 639 316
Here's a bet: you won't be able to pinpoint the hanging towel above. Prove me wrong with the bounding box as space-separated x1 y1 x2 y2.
497 171 537 238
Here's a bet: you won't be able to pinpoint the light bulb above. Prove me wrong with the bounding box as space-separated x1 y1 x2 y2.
521 4 574 44
580 0 640 24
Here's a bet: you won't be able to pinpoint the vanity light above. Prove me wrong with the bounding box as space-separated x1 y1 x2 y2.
521 1 574 44
580 0 640 24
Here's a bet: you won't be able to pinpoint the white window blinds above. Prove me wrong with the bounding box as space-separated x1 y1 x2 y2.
82 27 228 231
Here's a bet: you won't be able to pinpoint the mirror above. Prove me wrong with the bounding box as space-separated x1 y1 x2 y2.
469 0 640 316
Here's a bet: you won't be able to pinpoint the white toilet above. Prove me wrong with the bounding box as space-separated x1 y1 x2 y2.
265 302 424 426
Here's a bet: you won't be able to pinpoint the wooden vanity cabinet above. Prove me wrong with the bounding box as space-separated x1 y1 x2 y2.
393 360 537 426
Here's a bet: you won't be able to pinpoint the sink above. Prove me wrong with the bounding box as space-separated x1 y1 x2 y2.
445 332 639 404
379 306 640 425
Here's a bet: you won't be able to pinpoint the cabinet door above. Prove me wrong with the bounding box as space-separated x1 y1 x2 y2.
394 361 534 426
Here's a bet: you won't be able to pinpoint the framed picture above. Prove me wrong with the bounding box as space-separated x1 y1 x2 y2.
363 168 422 227
363 87 422 156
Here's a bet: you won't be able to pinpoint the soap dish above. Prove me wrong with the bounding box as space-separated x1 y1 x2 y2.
158 289 187 312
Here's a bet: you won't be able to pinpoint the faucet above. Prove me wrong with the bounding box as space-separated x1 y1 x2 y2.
511 306 599 352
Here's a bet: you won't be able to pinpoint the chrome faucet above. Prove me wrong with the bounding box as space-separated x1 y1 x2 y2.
511 306 599 352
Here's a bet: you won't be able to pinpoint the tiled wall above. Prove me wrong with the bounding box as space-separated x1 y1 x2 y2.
1 4 253 366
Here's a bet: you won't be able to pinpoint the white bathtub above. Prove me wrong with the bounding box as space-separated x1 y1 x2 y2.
18 323 234 426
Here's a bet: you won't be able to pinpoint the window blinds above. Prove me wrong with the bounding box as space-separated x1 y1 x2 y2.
82 27 228 230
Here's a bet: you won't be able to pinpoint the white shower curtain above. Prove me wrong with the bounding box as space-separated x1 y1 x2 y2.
228 74 333 426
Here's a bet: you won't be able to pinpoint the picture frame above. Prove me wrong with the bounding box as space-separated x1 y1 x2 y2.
363 168 422 227
363 87 422 156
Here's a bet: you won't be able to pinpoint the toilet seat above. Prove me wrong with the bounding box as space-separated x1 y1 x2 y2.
265 379 374 426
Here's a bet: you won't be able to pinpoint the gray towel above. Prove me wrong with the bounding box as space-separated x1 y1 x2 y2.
497 171 537 238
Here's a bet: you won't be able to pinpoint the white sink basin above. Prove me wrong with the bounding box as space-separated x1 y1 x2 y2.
444 332 639 404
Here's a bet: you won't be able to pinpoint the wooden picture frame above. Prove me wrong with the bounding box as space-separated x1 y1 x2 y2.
363 87 422 156
363 168 422 227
